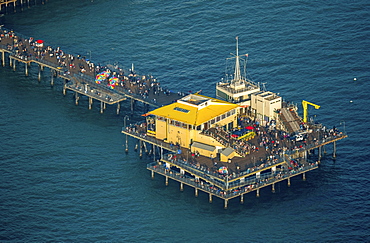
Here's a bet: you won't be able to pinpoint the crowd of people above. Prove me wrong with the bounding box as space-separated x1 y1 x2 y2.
1 27 181 106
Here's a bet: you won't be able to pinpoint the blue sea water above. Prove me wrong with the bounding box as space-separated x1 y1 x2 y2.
1 0 370 242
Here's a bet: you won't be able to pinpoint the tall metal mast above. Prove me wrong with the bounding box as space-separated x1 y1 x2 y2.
233 36 241 84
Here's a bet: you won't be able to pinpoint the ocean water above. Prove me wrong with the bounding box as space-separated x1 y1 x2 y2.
1 0 369 242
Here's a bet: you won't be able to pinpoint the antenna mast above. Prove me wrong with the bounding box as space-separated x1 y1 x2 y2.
233 36 241 84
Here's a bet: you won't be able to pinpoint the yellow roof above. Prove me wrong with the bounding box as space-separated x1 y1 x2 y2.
148 95 239 126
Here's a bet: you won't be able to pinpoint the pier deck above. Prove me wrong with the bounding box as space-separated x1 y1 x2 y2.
147 160 319 201
0 27 184 111
0 0 46 13
122 110 346 207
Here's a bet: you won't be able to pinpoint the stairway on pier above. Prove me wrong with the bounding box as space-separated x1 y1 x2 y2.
280 107 301 134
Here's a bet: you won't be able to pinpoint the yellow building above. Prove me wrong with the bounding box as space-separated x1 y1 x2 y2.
146 94 239 160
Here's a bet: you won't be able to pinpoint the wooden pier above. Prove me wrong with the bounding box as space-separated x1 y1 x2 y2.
0 0 46 13
0 27 184 115
124 120 346 208
1 26 348 208
147 160 319 208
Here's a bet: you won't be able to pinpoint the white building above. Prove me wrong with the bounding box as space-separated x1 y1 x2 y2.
250 91 282 122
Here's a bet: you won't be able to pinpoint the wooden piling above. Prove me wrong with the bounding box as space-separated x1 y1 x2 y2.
152 144 155 160
100 101 104 113
143 142 148 154
88 97 92 110
38 66 41 81
25 62 28 76
333 141 336 158
116 102 120 114
50 70 54 86
1 51 5 67
139 140 142 158
130 98 134 112
75 92 79 105
125 133 128 153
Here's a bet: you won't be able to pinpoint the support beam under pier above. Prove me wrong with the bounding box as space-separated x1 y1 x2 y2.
25 62 28 76
2 51 5 67
333 141 336 158
224 199 228 209
89 97 93 110
116 102 120 115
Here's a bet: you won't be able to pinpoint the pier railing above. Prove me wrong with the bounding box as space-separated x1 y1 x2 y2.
163 151 288 181
74 72 158 107
284 132 347 156
122 127 178 153
148 161 318 199
0 44 12 51
27 56 64 70
160 152 317 189
72 74 126 97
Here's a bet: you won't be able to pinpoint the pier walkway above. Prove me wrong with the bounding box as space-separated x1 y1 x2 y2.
0 0 47 13
0 27 183 113
147 159 318 202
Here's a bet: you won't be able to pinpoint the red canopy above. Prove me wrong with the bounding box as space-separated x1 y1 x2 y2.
245 126 254 130
36 40 44 44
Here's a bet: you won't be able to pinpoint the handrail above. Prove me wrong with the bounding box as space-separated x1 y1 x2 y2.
148 161 318 198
